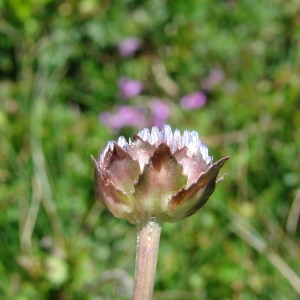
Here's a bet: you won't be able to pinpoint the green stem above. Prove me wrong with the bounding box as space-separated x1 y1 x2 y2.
133 217 162 300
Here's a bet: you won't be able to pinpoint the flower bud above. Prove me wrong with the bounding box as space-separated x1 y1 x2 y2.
93 125 229 224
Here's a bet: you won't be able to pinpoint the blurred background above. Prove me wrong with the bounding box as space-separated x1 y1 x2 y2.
1 0 300 299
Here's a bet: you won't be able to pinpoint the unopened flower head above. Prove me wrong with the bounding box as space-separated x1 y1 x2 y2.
93 125 229 224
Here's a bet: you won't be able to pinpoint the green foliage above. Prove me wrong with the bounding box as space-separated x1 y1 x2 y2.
1 0 300 299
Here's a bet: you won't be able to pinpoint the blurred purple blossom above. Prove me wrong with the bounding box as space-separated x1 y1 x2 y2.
201 68 224 91
180 92 207 110
118 77 144 99
118 37 141 57
99 105 147 131
149 99 171 128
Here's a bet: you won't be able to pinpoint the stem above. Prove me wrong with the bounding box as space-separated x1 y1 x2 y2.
133 217 162 300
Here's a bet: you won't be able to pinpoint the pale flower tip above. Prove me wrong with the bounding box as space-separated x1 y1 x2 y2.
161 124 173 145
199 143 211 165
162 124 172 133
138 128 151 142
117 136 128 149
150 126 161 145
182 130 191 147
190 130 200 144
173 129 182 150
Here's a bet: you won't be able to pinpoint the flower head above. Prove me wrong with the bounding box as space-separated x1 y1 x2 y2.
118 77 144 99
118 37 141 58
201 68 224 91
180 91 207 110
149 99 171 128
93 125 229 224
99 105 147 132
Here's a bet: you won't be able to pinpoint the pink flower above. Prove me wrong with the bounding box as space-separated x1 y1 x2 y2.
99 105 147 131
118 37 141 58
201 68 224 91
93 125 229 224
149 99 171 128
180 92 207 110
118 77 144 99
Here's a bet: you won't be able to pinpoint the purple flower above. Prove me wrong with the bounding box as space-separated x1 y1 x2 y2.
118 77 144 99
118 37 141 58
149 99 171 128
180 92 207 110
99 105 147 131
201 68 224 91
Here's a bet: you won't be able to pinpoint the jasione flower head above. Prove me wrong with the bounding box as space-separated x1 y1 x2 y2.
93 125 229 224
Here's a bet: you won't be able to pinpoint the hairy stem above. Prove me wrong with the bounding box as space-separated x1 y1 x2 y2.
133 217 162 300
